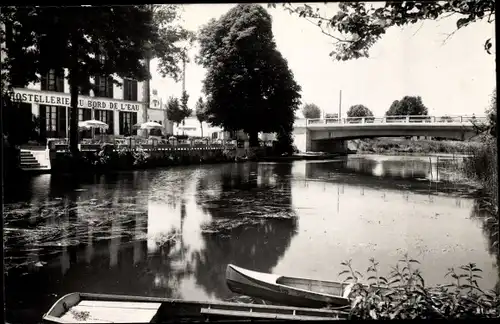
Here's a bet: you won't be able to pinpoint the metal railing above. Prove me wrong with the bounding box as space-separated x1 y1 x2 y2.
304 115 488 126
47 136 237 153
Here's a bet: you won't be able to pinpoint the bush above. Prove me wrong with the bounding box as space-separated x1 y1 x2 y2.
339 256 500 319
131 146 150 166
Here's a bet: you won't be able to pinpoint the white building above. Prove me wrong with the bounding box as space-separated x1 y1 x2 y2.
173 116 228 139
173 116 276 142
10 70 147 141
146 89 174 135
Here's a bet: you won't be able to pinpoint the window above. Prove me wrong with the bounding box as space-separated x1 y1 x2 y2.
94 109 114 134
43 106 66 138
95 76 114 98
95 110 108 124
123 79 138 101
41 69 64 92
78 108 84 121
119 112 137 136
46 106 57 132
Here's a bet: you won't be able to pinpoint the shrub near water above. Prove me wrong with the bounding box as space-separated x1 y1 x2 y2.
340 255 500 319
356 138 483 154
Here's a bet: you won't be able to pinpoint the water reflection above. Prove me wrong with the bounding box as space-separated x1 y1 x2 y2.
3 156 498 323
303 156 479 197
193 163 298 299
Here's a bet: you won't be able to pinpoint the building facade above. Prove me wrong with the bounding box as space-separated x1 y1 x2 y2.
146 90 174 135
10 70 147 141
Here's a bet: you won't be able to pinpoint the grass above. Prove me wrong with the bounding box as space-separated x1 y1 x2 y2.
354 138 484 155
339 255 500 319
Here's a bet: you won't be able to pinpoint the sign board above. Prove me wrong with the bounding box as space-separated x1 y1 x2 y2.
11 88 143 112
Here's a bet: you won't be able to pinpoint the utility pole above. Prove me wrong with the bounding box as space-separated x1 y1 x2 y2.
182 52 186 94
338 90 342 122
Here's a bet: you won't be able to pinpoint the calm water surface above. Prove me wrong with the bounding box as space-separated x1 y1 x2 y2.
4 155 499 323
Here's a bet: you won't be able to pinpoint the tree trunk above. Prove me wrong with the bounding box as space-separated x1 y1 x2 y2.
248 131 259 148
143 53 151 138
69 70 79 156
200 122 203 138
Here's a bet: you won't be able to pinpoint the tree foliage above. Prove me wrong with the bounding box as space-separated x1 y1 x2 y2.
0 5 193 154
386 96 428 116
196 4 302 147
166 96 183 126
195 97 207 137
150 5 197 81
180 90 192 123
347 104 374 118
271 1 495 61
302 103 321 119
487 88 496 137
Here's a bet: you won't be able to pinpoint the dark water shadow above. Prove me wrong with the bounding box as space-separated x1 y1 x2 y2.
193 162 298 300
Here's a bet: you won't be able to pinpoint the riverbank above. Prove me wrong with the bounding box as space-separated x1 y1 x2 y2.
31 146 344 175
352 138 484 155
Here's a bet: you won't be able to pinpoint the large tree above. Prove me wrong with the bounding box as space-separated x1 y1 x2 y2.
272 1 495 61
385 96 428 116
302 103 321 119
347 104 374 118
197 4 302 147
1 5 192 154
195 97 207 138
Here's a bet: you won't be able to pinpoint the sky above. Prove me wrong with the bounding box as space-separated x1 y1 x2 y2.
149 2 496 118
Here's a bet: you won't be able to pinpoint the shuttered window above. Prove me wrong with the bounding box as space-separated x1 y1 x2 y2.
41 69 64 92
95 76 114 98
123 79 138 101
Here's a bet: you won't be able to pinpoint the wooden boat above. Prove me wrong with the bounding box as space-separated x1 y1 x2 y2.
42 292 348 323
226 264 356 308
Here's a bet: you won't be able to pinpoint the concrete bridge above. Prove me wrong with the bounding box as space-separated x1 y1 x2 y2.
292 115 487 153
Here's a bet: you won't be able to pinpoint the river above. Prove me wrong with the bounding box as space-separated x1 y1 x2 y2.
4 155 499 323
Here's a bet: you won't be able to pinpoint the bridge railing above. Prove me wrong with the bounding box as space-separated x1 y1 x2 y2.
306 115 487 126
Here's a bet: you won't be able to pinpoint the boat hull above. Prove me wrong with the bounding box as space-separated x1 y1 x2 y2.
227 278 334 309
42 292 347 323
226 265 350 308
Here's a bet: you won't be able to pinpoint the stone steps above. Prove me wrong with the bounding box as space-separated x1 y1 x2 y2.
19 150 51 172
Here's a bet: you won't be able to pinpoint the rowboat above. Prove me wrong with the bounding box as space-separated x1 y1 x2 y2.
226 264 356 308
42 292 348 323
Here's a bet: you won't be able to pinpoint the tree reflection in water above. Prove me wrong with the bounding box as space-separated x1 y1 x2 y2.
305 158 480 198
193 162 298 300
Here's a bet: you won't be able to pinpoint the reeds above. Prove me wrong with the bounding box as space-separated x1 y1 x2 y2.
462 138 498 214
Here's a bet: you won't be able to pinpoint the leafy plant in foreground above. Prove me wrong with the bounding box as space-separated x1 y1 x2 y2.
339 255 500 319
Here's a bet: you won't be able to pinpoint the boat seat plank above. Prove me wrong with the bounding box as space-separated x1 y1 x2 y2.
78 300 162 310
60 305 158 323
200 308 338 321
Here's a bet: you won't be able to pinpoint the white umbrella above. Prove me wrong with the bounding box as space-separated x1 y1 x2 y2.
138 121 164 130
78 120 109 129
78 120 109 141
